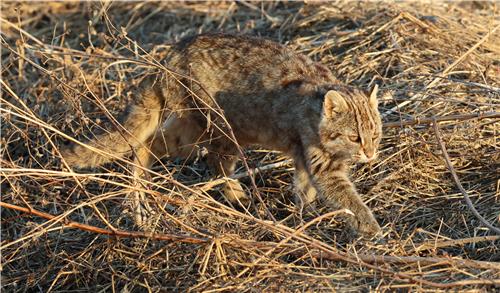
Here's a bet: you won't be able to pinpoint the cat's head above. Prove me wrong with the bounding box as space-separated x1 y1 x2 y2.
319 85 382 163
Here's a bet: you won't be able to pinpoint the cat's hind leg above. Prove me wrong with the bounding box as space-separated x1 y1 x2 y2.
131 130 170 227
131 115 203 227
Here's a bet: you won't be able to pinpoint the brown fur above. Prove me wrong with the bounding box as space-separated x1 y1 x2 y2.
62 34 382 236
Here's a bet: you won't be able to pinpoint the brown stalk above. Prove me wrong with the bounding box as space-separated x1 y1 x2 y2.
0 202 209 244
411 235 500 253
433 119 500 235
383 111 500 128
309 251 500 272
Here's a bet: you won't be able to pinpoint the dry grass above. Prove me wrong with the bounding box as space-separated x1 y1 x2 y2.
1 1 500 291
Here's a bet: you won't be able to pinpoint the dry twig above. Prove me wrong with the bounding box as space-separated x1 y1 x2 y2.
433 120 500 234
0 202 209 244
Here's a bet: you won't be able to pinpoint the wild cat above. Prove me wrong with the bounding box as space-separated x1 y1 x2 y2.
62 34 382 237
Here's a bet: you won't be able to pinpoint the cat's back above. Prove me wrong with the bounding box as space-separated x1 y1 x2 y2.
165 34 335 94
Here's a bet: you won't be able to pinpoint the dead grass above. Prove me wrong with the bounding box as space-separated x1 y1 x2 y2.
1 1 500 291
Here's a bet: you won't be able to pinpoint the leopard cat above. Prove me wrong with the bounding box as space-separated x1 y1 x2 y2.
62 33 383 237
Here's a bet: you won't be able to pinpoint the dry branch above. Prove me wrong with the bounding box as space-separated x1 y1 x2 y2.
0 194 476 288
194 159 293 192
433 120 500 235
5 199 497 288
383 111 500 128
311 251 500 272
411 235 500 253
0 202 209 244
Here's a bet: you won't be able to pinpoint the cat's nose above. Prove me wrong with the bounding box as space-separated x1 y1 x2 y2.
365 149 375 160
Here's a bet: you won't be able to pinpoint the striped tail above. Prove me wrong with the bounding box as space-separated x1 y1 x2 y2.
62 84 164 168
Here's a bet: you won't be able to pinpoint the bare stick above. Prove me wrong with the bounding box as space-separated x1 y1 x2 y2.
234 209 355 280
194 159 293 192
309 251 500 271
3 198 490 288
411 235 500 253
433 119 500 234
7 196 497 287
383 111 499 128
0 202 209 244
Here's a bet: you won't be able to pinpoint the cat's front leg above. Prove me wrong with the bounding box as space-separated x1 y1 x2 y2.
305 148 381 237
321 176 381 237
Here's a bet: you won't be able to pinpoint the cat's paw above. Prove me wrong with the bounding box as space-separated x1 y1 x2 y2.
131 191 159 229
223 179 250 207
60 145 83 168
349 206 381 238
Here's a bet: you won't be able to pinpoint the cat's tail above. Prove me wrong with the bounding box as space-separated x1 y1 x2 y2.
61 80 165 168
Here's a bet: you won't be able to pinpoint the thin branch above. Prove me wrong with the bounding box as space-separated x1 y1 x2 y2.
411 235 500 253
194 159 293 192
383 111 499 128
0 202 210 244
433 119 500 235
309 250 500 271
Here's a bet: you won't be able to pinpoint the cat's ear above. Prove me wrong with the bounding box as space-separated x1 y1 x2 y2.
368 84 379 108
324 90 348 118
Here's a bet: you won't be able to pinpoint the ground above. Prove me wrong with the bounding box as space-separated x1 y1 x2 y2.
1 1 499 292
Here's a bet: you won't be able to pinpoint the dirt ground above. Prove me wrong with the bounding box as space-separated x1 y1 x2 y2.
1 1 499 292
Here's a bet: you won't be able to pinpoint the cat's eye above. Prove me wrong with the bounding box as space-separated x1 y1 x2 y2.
348 135 359 143
330 133 340 140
